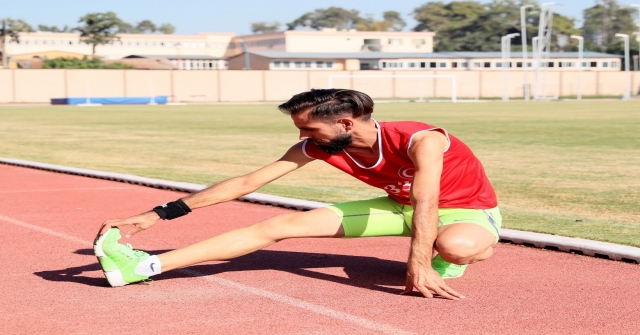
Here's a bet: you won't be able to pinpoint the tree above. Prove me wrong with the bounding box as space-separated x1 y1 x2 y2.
412 0 579 52
75 12 120 56
157 23 175 34
251 21 281 34
136 20 156 33
582 0 638 55
287 7 365 30
38 25 70 32
354 11 407 31
1 18 35 67
383 11 407 31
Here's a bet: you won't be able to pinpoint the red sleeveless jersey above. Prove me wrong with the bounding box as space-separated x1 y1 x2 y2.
302 120 498 209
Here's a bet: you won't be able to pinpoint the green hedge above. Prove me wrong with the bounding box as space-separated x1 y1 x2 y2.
43 56 135 69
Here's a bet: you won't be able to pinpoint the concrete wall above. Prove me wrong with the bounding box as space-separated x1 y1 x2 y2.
1 69 639 103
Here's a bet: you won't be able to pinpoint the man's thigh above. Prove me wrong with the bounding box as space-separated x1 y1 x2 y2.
326 197 410 237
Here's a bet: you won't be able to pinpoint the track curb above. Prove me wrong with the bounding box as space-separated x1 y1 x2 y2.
1 157 638 264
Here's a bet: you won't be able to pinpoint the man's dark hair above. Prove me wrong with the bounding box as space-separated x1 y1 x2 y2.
278 89 374 121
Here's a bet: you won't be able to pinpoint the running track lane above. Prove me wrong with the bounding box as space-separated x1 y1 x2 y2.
1 164 638 335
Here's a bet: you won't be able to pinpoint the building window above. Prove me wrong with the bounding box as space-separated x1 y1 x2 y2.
561 62 574 68
420 62 426 68
438 62 447 68
273 61 281 68
316 61 325 68
516 62 523 68
389 38 402 45
304 61 311 68
325 61 333 68
295 61 303 68
547 62 555 68
496 62 503 68
408 62 417 68
381 62 387 68
283 61 290 68
430 62 436 68
412 39 425 46
611 61 618 68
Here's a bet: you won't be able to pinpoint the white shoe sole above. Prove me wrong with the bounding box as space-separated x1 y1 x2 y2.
93 230 129 287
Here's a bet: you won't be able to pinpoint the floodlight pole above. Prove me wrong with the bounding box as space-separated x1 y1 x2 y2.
570 35 584 100
237 38 250 70
521 4 534 101
502 33 520 102
615 33 630 100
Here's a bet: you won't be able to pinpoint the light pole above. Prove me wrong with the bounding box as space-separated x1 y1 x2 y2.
570 35 584 100
237 38 250 70
521 4 534 101
520 5 533 101
502 33 520 102
615 33 630 100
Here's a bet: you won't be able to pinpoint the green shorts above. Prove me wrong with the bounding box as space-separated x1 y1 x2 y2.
326 196 501 242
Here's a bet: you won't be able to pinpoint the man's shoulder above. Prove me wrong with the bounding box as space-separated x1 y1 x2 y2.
378 120 438 135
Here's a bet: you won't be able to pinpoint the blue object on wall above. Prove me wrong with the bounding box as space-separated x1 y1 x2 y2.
51 96 168 105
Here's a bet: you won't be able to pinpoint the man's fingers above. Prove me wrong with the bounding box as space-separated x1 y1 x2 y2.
414 284 434 298
401 274 414 295
428 281 465 300
125 225 144 238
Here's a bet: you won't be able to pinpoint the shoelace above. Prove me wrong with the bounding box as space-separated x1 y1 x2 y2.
125 243 148 257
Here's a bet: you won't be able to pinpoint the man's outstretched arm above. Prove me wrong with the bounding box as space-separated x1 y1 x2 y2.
402 130 464 300
99 142 314 236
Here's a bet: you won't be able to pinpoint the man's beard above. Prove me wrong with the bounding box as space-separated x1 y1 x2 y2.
313 132 353 154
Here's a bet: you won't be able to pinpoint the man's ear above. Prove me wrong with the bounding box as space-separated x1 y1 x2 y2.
337 118 355 131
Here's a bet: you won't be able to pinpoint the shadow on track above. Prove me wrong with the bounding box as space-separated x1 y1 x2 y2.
34 248 408 294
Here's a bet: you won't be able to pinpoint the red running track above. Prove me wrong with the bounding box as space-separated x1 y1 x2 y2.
1 164 638 335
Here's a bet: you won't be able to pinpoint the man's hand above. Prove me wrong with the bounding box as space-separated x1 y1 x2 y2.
98 211 160 237
402 260 465 300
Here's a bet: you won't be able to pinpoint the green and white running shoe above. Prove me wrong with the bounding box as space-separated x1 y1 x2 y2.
432 254 467 279
93 228 150 287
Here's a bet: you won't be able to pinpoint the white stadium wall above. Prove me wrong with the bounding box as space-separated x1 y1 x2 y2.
0 69 639 103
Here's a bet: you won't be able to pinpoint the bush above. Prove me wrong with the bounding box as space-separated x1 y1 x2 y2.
43 56 135 69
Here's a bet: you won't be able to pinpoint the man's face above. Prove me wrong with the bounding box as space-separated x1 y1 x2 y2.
291 111 352 154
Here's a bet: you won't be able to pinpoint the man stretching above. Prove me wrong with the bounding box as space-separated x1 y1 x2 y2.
95 89 500 300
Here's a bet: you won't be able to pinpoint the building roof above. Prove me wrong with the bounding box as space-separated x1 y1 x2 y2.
123 54 223 60
243 51 623 59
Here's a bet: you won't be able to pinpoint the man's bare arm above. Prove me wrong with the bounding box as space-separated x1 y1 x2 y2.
99 142 314 236
182 142 313 209
402 130 464 300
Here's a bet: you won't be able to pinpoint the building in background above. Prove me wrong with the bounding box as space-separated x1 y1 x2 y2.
1 30 623 72
3 31 234 69
225 28 434 57
228 51 623 71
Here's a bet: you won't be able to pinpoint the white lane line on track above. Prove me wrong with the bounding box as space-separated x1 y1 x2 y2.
0 215 417 335
0 187 132 193
0 215 93 245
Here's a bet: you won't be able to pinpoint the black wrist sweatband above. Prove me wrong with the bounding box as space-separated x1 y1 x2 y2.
153 199 192 220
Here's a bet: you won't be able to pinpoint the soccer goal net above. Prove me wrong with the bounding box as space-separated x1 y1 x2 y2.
327 74 458 103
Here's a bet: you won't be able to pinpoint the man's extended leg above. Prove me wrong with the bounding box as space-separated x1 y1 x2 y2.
95 207 344 286
159 208 345 271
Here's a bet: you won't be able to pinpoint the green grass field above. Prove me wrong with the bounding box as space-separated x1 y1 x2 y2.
1 101 639 246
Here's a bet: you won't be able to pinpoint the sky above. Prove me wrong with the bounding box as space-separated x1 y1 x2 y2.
1 0 638 35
